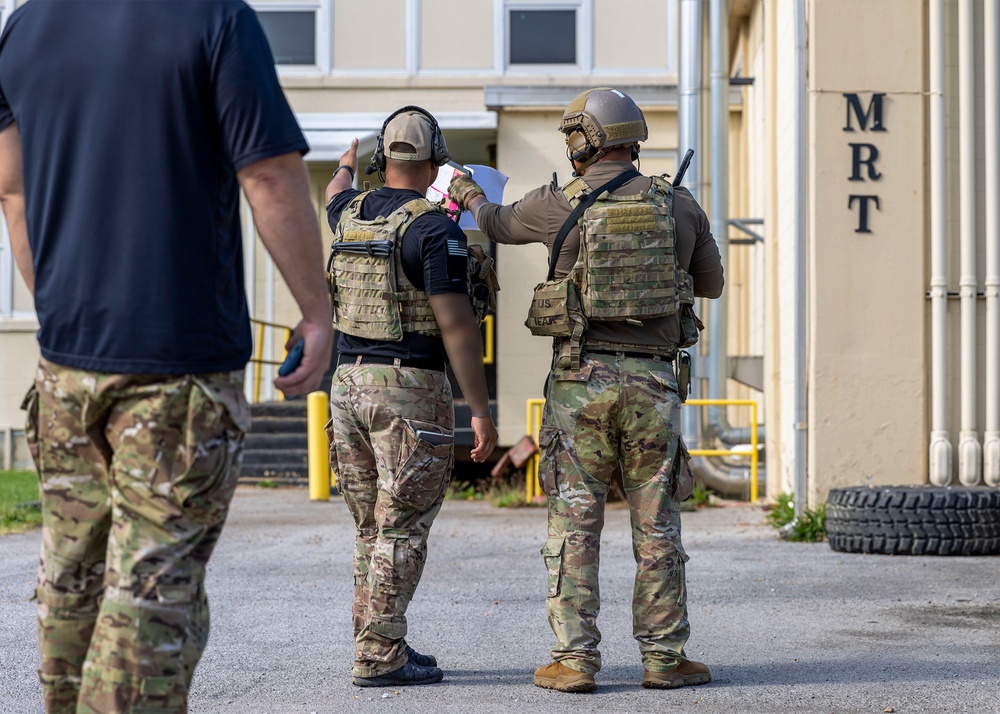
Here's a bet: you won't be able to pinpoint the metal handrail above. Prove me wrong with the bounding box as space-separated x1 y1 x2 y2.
482 314 495 365
685 398 760 502
524 398 545 503
249 318 293 403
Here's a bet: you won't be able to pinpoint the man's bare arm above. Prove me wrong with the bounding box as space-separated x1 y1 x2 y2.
429 293 498 462
238 151 333 396
0 124 33 294
324 138 359 205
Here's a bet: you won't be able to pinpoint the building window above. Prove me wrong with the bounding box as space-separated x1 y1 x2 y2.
508 9 576 65
251 2 330 73
258 11 316 65
501 1 591 72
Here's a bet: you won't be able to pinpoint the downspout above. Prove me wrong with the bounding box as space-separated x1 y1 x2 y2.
679 0 704 449
685 0 766 500
792 0 808 516
928 0 951 485
958 0 983 485
708 0 731 437
984 0 1000 486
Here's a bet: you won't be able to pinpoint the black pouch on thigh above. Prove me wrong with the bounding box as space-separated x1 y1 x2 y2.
387 419 454 511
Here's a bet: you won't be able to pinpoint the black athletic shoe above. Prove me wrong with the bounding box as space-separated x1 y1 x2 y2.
405 644 437 668
352 661 444 688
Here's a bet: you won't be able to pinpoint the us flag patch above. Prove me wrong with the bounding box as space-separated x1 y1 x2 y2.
447 239 468 257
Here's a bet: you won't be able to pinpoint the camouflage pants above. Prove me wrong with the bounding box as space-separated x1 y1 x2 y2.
22 358 249 714
328 363 454 678
538 352 695 675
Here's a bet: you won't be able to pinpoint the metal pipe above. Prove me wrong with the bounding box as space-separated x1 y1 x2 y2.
792 0 808 516
958 0 983 485
678 0 704 446
708 0 731 440
985 0 1000 486
928 0 952 486
691 455 765 500
678 0 704 203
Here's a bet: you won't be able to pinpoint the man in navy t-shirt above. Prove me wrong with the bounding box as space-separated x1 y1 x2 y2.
0 2 332 711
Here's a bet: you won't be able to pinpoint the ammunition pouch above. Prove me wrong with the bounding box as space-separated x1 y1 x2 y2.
676 350 692 403
525 278 585 338
676 270 704 349
468 244 500 323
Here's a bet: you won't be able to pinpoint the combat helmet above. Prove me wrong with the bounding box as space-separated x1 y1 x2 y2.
560 87 648 172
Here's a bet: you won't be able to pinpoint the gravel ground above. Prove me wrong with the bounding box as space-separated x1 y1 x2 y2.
2 485 999 714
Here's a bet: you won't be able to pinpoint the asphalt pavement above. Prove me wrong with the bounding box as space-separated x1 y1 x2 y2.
2 486 998 714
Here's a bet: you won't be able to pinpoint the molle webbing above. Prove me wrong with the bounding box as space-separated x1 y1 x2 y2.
577 179 680 321
329 195 442 341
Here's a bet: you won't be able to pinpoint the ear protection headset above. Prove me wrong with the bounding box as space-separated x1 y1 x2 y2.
364 105 450 176
564 129 640 173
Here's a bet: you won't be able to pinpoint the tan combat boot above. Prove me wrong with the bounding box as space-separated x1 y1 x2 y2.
642 659 712 689
533 662 597 693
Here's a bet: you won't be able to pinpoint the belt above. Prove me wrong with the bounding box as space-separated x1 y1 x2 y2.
585 349 674 362
339 354 446 371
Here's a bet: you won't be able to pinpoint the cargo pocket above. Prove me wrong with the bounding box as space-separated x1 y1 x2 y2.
324 419 339 482
671 438 696 503
21 384 40 471
541 537 565 598
391 419 453 511
169 379 245 519
537 426 562 495
649 368 679 396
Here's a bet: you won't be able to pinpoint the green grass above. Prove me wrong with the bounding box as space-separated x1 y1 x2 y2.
0 470 42 534
767 491 827 542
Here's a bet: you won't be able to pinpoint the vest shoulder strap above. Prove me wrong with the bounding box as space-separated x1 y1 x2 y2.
393 197 445 238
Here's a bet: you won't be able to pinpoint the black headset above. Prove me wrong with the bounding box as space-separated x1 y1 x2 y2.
364 105 449 177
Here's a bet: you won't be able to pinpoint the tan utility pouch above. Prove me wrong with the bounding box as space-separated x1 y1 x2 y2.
676 269 705 349
468 244 500 323
525 278 585 338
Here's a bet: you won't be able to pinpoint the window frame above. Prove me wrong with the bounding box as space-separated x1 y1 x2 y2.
498 0 593 75
251 1 331 76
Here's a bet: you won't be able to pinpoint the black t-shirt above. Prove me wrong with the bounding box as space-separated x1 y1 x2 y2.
0 0 308 374
326 187 469 363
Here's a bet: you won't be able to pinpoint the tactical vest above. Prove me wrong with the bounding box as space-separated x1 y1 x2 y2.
525 175 701 368
327 192 498 342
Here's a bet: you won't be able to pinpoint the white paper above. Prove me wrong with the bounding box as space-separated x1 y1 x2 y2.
426 163 509 231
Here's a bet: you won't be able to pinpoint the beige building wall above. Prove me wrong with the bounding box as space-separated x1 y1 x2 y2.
806 0 927 501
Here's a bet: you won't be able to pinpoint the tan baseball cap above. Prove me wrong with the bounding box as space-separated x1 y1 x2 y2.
383 110 448 163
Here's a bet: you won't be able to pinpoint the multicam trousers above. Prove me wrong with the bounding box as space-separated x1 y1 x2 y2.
328 362 455 679
22 358 248 714
537 351 696 675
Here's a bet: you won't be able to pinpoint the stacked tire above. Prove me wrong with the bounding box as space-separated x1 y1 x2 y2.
826 486 1000 556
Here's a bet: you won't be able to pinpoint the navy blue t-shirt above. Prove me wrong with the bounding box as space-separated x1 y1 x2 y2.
326 188 469 363
0 0 308 374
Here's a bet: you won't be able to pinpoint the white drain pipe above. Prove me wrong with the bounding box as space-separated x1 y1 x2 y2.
985 0 1000 486
792 0 808 515
708 0 730 435
958 0 983 486
679 0 704 448
928 0 951 486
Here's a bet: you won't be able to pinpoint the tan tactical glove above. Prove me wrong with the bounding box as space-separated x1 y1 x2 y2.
449 173 485 211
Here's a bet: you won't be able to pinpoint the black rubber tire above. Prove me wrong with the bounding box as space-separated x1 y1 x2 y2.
826 486 1000 556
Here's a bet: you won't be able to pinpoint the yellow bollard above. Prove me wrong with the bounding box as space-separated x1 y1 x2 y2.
307 391 330 501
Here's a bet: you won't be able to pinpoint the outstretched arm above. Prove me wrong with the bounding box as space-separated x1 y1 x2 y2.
238 151 333 396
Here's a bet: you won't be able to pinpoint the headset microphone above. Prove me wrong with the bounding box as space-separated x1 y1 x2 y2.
364 164 377 175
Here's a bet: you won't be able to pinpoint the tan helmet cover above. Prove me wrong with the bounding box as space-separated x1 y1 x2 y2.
560 87 648 163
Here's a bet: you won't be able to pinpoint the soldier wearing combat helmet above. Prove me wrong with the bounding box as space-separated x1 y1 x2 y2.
450 87 724 693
